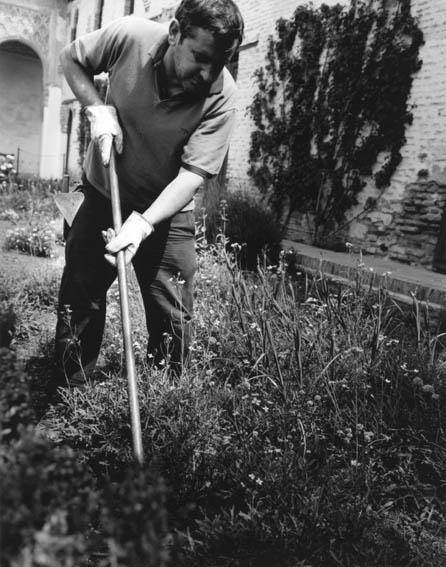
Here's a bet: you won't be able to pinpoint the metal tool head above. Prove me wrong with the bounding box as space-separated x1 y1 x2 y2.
54 191 84 227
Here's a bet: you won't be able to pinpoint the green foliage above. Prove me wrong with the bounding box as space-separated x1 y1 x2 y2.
1 235 446 565
203 191 282 269
100 466 171 566
0 184 61 219
0 302 15 348
0 434 97 565
0 348 35 442
4 223 57 258
0 153 16 184
249 0 424 244
0 208 20 222
77 76 108 167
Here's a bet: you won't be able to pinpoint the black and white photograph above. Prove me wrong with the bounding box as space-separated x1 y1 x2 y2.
0 0 445 565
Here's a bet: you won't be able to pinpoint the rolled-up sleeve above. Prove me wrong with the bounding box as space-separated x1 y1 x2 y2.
69 16 136 75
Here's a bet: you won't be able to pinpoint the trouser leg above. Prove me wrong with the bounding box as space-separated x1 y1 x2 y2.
132 211 197 375
54 185 116 386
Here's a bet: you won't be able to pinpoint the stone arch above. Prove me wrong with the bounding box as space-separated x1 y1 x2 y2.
0 39 44 175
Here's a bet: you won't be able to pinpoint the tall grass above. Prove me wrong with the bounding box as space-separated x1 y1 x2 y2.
1 221 445 566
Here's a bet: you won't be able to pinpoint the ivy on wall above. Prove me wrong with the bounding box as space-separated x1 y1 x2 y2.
248 0 424 246
77 77 108 168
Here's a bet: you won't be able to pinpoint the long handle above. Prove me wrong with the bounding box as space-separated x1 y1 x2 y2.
109 149 144 465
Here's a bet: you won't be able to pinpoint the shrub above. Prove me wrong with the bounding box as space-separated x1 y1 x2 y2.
0 183 61 219
4 223 57 258
99 466 171 567
204 191 282 269
0 348 35 442
0 434 97 565
0 302 15 348
0 208 20 222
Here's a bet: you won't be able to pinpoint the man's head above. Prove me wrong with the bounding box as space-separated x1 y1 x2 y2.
166 0 244 96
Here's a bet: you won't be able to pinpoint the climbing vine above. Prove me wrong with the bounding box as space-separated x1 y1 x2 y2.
77 77 108 167
248 0 424 245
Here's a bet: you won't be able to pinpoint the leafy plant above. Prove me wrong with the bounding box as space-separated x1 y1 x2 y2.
249 0 424 245
203 192 282 269
4 223 57 258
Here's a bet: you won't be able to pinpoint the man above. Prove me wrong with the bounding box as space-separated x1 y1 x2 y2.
55 0 244 386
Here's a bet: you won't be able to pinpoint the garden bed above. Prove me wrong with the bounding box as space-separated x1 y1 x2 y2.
1 187 445 567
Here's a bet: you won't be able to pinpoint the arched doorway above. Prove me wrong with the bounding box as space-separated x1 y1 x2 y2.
0 40 43 175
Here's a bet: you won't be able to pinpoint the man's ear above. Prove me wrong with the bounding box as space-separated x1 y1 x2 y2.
168 19 181 46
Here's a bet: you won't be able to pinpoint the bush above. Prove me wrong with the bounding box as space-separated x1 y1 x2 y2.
0 434 97 565
0 183 61 219
99 466 171 567
4 223 57 257
205 191 282 269
0 348 35 442
0 302 15 348
0 208 20 222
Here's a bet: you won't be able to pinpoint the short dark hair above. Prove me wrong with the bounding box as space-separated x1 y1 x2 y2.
175 0 244 53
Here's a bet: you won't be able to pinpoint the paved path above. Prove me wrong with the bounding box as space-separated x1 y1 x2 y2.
283 240 446 309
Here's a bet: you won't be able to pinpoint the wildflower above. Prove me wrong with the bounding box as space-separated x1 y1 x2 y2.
412 376 423 387
432 393 440 401
422 384 434 394
350 459 360 467
364 431 374 443
314 394 322 402
345 242 353 249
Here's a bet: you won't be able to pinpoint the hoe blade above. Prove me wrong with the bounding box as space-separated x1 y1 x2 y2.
54 192 84 227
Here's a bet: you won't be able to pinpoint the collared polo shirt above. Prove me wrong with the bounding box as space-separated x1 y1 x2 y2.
71 16 237 212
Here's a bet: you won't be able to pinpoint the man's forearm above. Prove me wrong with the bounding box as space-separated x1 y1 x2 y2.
60 45 103 107
141 168 204 227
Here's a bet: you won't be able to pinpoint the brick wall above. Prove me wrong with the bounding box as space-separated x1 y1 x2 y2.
264 0 446 270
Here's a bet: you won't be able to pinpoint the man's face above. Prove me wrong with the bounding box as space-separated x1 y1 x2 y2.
169 24 237 96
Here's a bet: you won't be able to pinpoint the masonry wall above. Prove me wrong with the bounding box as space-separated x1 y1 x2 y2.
345 0 446 269
236 0 446 270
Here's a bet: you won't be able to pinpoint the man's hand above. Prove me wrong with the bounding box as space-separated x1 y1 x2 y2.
103 212 154 266
85 105 123 167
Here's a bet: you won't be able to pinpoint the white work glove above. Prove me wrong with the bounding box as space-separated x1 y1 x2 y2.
103 212 154 266
85 105 123 167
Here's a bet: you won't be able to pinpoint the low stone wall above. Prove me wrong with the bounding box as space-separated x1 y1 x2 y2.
391 181 446 268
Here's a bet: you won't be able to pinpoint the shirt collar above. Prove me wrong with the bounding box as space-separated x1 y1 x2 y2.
148 33 224 97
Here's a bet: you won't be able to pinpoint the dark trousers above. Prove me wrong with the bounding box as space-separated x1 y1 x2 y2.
55 183 197 384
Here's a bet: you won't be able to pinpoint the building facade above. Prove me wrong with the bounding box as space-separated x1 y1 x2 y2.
1 0 446 270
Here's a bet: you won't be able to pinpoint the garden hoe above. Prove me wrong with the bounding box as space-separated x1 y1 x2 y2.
108 148 144 465
53 151 144 466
